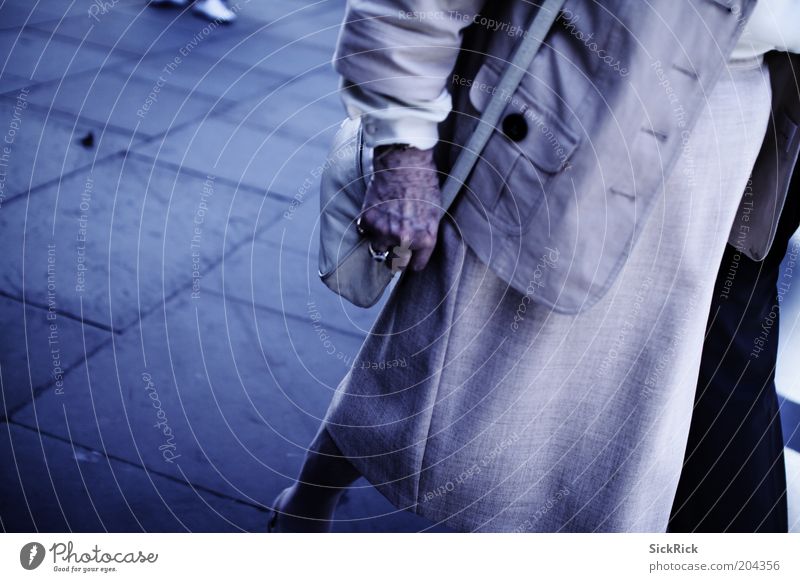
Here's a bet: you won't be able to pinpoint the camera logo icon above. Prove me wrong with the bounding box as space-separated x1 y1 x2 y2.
20 542 46 570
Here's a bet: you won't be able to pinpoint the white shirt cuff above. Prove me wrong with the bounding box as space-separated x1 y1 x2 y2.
339 79 452 150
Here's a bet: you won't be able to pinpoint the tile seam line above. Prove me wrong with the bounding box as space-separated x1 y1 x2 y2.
1 419 269 512
2 336 113 422
0 290 116 333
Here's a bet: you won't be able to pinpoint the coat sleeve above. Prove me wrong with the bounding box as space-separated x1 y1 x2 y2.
333 0 487 149
732 0 800 58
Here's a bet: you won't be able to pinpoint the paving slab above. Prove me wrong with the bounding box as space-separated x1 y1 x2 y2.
0 422 266 532
0 296 110 415
0 0 469 533
223 68 343 135
203 222 387 332
0 2 75 31
12 291 361 494
220 0 344 26
0 27 127 85
133 116 334 197
258 0 344 52
190 27 334 80
13 292 376 503
31 9 217 58
0 155 282 329
8 291 441 531
255 179 321 251
0 97 134 203
114 1 241 36
0 72 37 95
118 48 283 103
22 66 224 138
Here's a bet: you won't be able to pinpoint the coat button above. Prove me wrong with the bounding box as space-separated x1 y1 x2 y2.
502 113 528 142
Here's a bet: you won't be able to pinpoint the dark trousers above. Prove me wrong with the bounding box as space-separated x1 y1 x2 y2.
669 176 800 532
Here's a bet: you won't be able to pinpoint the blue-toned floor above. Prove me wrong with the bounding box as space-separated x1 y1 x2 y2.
0 0 798 533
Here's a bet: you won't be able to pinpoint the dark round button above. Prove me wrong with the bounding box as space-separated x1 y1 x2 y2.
502 113 528 142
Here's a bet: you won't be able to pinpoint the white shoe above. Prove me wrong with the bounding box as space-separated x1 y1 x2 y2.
193 0 237 23
150 0 190 7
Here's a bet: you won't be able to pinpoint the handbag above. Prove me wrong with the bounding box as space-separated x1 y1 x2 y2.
318 0 567 308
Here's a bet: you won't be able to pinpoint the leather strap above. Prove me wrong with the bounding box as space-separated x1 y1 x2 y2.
440 0 567 209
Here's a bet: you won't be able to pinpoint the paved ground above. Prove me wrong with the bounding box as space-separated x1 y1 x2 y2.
0 0 446 532
0 0 798 533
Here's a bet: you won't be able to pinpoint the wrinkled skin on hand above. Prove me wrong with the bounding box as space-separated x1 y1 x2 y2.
358 144 443 272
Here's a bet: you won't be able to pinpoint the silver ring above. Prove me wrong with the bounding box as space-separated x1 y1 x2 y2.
356 215 366 236
368 241 390 262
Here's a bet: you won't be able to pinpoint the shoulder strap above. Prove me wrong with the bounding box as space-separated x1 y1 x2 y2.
440 0 567 209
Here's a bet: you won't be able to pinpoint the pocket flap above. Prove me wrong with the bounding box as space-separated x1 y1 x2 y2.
467 60 580 173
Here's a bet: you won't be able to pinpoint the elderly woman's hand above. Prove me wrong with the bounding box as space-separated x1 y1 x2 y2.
358 144 443 272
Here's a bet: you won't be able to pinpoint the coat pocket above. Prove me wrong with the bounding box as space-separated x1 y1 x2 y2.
464 59 581 235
